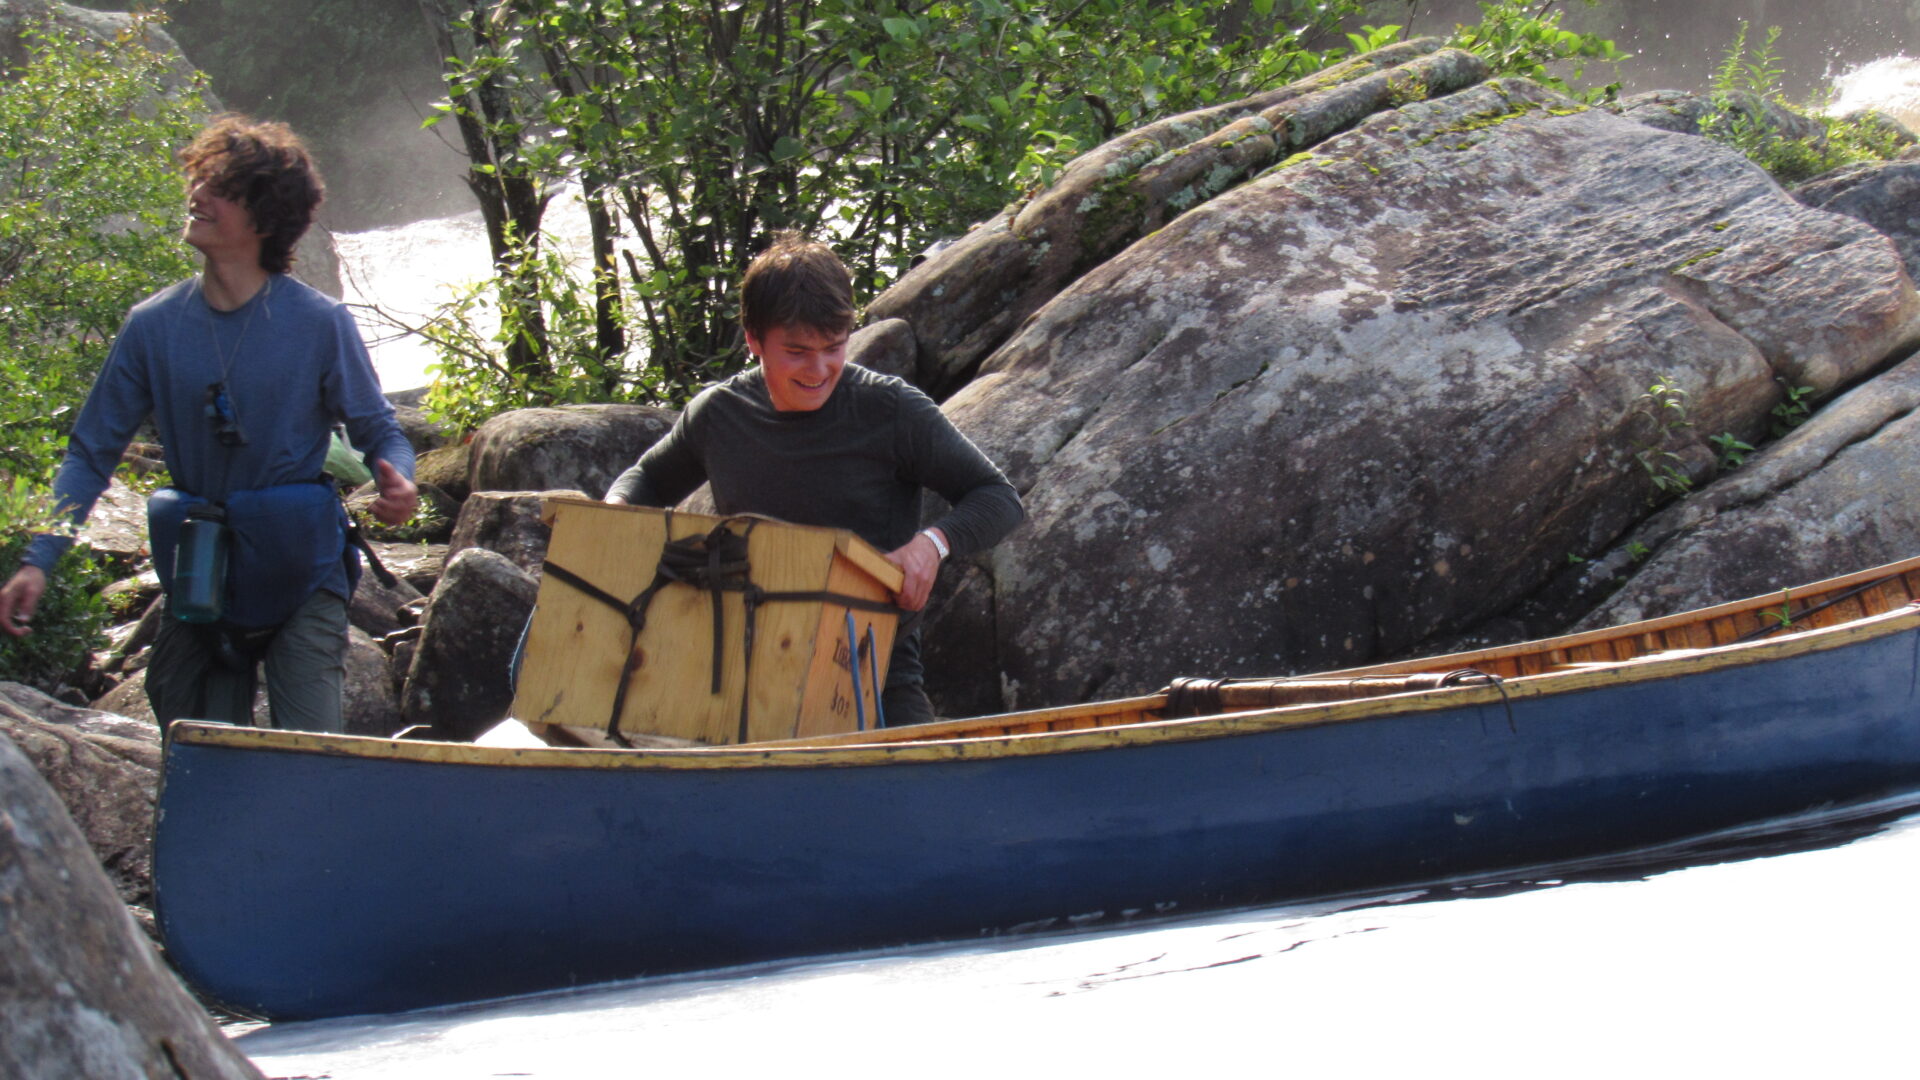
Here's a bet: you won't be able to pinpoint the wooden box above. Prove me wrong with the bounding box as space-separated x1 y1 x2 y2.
512 498 903 746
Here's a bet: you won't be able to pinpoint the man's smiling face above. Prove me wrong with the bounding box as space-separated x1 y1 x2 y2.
751 322 850 412
183 177 264 262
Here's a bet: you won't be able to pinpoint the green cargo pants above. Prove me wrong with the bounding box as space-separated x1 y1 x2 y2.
146 590 348 734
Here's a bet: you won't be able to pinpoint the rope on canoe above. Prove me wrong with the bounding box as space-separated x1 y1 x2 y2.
1440 668 1516 734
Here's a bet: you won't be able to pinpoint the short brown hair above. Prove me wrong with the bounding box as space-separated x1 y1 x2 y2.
740 232 855 340
178 116 324 274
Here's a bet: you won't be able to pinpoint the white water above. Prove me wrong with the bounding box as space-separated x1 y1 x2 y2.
237 799 1920 1078
334 212 490 394
336 188 604 395
1829 55 1920 131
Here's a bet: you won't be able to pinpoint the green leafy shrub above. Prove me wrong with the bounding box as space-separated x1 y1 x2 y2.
404 0 1377 425
0 16 205 484
1699 23 1909 184
0 480 111 691
1445 0 1626 102
1630 373 1695 500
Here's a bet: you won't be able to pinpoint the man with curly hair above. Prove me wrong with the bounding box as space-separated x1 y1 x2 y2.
0 116 417 733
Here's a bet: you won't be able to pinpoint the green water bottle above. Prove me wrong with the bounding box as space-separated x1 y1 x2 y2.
173 504 229 624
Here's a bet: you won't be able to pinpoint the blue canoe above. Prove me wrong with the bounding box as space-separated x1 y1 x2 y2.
154 557 1920 1019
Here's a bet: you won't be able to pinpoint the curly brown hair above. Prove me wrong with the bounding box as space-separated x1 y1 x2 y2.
740 231 855 340
177 116 324 274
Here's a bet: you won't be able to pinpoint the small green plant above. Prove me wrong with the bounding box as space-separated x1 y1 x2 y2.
1630 373 1695 499
0 480 112 691
1763 588 1794 630
1770 381 1816 438
1637 451 1692 496
1710 431 1756 469
1625 540 1651 562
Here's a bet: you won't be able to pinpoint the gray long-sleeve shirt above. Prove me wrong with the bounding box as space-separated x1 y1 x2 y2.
606 364 1021 559
24 274 413 574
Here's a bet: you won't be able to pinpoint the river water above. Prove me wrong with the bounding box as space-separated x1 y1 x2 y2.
234 793 1920 1078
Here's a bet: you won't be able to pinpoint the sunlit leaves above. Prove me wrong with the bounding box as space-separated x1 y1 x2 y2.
0 17 203 482
416 0 1376 420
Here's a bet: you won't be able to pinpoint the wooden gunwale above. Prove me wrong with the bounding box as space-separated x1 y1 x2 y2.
761 554 1920 747
168 600 1920 770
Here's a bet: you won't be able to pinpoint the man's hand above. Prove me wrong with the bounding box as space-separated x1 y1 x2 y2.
369 459 420 526
883 529 946 612
0 565 47 637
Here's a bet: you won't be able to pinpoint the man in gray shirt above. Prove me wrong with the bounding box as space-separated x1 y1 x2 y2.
0 117 416 732
607 233 1021 724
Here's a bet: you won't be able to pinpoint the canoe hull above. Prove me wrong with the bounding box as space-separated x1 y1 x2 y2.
154 610 1920 1019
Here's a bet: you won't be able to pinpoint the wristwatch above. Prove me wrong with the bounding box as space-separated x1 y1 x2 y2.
920 528 950 560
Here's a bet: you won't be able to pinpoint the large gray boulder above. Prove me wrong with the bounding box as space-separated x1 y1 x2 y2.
0 0 199 92
848 318 917 383
871 39 1489 397
446 488 580 577
400 547 539 740
930 76 1920 706
467 403 675 496
1615 88 1829 145
0 733 263 1080
343 626 402 737
0 682 159 906
1796 158 1920 281
415 441 472 500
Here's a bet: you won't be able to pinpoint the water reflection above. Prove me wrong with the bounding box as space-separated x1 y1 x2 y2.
238 791 1920 1079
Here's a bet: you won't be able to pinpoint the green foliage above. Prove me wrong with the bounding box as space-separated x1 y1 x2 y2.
411 0 1374 422
1770 381 1817 438
1630 373 1694 499
1763 588 1794 630
1700 23 1910 185
407 235 643 430
1709 431 1755 470
0 480 111 690
0 17 204 484
1445 0 1626 102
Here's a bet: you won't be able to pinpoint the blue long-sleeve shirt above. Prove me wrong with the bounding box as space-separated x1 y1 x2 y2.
23 274 414 577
